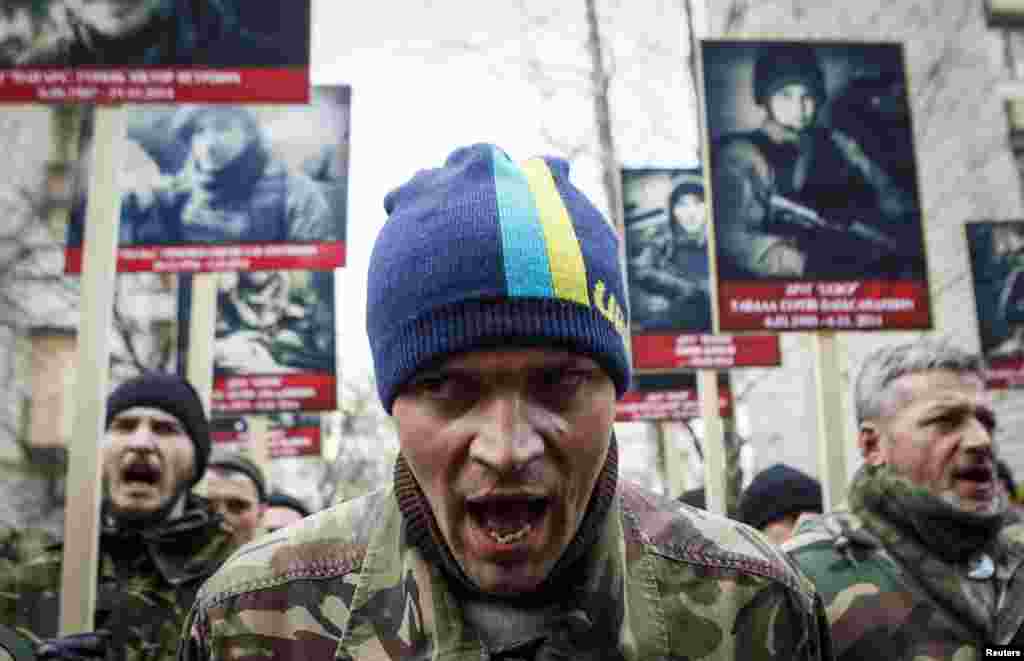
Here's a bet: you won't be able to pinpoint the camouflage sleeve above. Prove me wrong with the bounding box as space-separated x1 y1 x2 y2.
285 174 335 242
178 601 208 661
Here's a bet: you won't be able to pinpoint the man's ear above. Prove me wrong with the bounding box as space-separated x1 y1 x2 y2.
858 422 885 465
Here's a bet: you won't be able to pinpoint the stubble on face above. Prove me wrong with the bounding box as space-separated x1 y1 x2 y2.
392 348 616 596
102 406 195 516
876 370 1001 515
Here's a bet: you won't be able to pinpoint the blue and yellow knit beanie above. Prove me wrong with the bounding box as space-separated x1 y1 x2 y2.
367 143 631 412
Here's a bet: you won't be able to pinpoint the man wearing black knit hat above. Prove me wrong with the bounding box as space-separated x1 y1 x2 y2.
202 449 268 546
739 463 823 545
0 373 236 661
261 491 311 533
710 42 916 279
184 144 832 660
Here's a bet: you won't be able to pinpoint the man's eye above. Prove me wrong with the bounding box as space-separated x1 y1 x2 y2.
927 413 960 431
536 368 590 403
110 418 139 433
152 420 184 435
227 500 252 515
411 374 462 398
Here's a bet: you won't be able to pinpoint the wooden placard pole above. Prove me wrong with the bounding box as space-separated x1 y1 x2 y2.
59 106 124 636
185 274 218 417
812 331 848 511
245 415 271 493
658 421 688 499
698 370 727 515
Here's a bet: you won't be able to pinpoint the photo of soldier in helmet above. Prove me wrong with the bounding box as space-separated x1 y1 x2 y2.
704 40 925 280
966 220 1024 360
0 0 57 66
212 270 335 376
64 86 349 259
17 0 306 67
623 168 712 333
119 105 335 246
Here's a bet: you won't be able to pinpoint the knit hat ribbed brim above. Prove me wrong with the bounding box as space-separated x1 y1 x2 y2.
367 143 631 412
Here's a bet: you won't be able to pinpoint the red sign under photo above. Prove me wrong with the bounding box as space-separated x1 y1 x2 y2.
615 383 733 422
985 357 1024 390
717 280 932 332
65 242 345 274
211 422 321 458
213 374 337 414
0 68 309 104
631 333 780 370
267 426 321 458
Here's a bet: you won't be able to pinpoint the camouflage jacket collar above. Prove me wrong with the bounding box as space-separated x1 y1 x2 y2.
346 485 636 658
99 502 235 587
813 504 1024 644
325 482 817 659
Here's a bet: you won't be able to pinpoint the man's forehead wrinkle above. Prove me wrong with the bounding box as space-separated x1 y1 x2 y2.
880 370 987 417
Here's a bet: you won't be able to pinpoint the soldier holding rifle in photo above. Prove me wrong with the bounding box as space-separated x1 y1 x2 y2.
0 374 237 661
711 43 917 279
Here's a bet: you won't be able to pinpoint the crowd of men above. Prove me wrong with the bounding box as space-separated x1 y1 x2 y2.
0 140 1021 660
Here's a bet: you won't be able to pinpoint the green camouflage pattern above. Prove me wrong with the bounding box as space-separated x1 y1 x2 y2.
0 504 237 661
0 526 56 574
182 480 832 660
785 469 1024 660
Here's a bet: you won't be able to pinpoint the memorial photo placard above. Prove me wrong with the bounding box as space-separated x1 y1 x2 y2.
65 86 350 273
702 40 930 332
0 0 311 103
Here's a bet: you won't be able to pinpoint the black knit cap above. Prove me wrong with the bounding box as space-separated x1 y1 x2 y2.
738 463 823 531
105 373 210 489
753 43 826 107
208 449 267 503
265 491 311 518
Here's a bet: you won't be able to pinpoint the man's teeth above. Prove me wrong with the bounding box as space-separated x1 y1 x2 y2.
486 523 532 544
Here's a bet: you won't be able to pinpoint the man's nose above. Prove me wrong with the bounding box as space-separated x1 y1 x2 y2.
123 423 158 451
962 417 994 452
469 393 544 474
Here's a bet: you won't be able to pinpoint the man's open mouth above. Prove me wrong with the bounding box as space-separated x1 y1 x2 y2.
955 466 993 484
465 494 549 545
121 461 162 486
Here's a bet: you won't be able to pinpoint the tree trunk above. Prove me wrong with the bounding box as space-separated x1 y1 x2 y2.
583 0 622 233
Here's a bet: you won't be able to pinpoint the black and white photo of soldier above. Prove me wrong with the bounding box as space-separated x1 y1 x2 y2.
213 270 335 376
966 221 1024 359
16 0 307 67
119 105 333 245
623 169 712 333
0 0 57 65
704 40 925 280
66 90 347 252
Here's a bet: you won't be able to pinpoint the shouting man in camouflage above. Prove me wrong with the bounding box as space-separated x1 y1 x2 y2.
0 373 237 661
785 338 1024 658
183 144 832 660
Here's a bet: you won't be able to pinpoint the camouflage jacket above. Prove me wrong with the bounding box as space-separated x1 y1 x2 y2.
182 481 832 660
784 509 1024 660
0 500 237 661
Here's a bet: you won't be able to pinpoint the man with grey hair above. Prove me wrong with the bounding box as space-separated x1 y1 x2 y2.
785 337 1024 659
